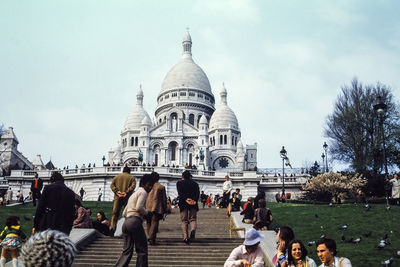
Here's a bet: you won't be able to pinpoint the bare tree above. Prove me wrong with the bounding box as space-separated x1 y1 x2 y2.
325 78 400 174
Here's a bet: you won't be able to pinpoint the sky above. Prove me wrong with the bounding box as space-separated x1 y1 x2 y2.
1 0 399 170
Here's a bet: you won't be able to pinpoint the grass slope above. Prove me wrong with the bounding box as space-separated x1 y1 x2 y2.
268 202 400 266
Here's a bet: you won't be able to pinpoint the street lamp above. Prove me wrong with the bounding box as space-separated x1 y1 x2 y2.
374 95 388 178
102 155 105 166
280 146 287 196
321 153 326 173
195 154 199 166
323 142 328 172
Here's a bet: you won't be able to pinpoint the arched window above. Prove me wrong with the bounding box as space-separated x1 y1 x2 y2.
130 137 134 146
232 136 234 145
210 137 212 145
235 137 237 146
189 114 195 125
224 135 227 145
220 135 223 145
135 137 138 147
169 141 178 161
213 136 215 146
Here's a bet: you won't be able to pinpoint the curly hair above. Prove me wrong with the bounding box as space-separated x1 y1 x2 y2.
21 230 77 267
287 240 308 264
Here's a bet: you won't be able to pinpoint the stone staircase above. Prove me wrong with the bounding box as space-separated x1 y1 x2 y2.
72 208 244 267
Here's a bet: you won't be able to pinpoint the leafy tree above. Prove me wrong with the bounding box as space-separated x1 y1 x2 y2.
325 78 400 174
309 161 320 177
303 172 367 202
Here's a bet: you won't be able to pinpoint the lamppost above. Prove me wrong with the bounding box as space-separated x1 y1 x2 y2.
195 154 199 166
374 96 388 178
323 142 328 172
321 153 326 173
280 146 287 196
102 155 105 166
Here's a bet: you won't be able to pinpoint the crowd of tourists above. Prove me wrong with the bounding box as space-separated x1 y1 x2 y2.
4 170 400 266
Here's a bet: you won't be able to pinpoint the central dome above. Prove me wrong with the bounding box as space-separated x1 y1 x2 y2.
160 57 212 94
159 31 212 95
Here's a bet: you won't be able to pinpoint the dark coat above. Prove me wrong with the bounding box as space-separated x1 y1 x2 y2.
240 201 254 220
33 181 75 235
177 179 200 211
30 178 43 192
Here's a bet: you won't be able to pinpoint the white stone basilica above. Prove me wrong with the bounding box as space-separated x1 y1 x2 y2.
108 32 257 171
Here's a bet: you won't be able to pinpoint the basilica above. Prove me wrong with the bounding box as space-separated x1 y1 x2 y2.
108 32 257 171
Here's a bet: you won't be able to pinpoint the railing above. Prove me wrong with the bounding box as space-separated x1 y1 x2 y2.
229 172 244 177
259 176 309 184
9 166 217 179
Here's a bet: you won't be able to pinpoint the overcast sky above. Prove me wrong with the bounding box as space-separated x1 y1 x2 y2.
1 0 399 170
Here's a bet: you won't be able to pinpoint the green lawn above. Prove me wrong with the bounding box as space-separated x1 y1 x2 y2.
1 201 399 266
0 201 113 239
268 202 400 266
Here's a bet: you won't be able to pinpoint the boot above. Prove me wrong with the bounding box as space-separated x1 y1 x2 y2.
0 258 6 267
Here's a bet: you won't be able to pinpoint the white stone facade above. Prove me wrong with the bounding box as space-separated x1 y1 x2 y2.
0 127 33 176
109 32 257 171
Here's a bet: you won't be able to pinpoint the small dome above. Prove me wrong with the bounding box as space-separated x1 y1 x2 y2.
141 116 152 126
209 84 239 130
124 107 151 130
123 87 151 130
209 105 239 130
199 113 207 124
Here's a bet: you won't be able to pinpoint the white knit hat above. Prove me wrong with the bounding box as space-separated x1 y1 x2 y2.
21 230 77 267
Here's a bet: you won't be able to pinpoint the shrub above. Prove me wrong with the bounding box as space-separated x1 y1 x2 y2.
302 172 367 202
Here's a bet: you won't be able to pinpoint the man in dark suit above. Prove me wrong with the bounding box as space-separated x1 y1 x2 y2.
33 172 75 235
30 172 43 206
176 170 199 244
145 172 167 245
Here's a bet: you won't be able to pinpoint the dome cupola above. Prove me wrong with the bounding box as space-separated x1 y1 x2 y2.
209 83 239 130
123 85 151 131
155 31 215 120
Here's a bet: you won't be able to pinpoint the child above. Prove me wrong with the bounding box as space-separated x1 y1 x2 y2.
0 216 27 267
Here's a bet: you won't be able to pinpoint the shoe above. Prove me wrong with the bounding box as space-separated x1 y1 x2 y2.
184 238 190 245
190 230 195 240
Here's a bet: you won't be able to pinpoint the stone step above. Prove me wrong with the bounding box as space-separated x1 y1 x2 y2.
78 250 234 257
74 258 227 266
72 208 246 267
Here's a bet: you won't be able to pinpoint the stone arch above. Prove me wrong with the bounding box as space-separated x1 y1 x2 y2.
168 141 179 162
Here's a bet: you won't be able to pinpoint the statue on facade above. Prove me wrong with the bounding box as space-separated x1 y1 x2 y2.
138 149 143 163
199 148 204 162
